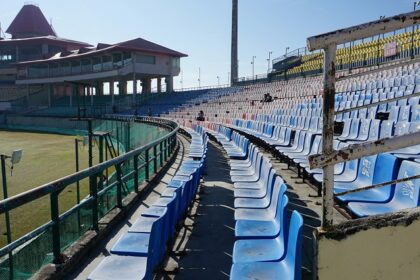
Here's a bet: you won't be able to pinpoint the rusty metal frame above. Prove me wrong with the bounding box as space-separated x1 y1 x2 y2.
309 131 420 169
307 10 420 229
335 174 420 197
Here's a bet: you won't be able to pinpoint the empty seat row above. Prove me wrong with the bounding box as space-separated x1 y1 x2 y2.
230 114 420 218
88 125 208 280
208 124 304 280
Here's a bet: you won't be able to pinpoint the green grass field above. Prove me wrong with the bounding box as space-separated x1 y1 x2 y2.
0 130 99 247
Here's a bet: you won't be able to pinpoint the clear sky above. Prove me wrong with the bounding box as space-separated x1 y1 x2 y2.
0 0 414 89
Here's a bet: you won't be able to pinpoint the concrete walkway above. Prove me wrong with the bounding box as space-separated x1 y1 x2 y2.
158 142 235 280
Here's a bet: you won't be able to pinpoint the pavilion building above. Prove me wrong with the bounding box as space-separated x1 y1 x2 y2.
0 3 187 106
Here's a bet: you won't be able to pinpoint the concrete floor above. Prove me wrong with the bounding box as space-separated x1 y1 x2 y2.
156 142 235 280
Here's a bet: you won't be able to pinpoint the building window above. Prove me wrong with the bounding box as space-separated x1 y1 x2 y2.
137 54 156 64
0 55 12 61
172 57 180 68
92 57 102 72
71 61 81 74
0 48 15 62
123 52 132 66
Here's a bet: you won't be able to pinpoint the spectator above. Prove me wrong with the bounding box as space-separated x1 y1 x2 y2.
147 107 152 117
262 93 268 102
264 92 273 102
197 110 205 121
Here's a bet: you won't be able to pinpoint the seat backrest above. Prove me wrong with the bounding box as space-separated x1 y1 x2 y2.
389 106 400 121
295 131 307 150
276 194 289 243
411 105 420 122
398 105 411 122
252 152 263 170
392 161 420 208
263 167 276 194
268 176 286 213
284 127 293 142
368 119 381 141
394 121 410 136
409 121 420 133
302 132 314 153
285 211 304 280
310 135 322 155
371 152 398 185
149 207 168 267
348 118 361 139
357 119 371 140
380 121 394 139
356 155 378 186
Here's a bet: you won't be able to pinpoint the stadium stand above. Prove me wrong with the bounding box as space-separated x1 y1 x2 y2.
286 29 420 77
74 58 420 279
159 60 420 220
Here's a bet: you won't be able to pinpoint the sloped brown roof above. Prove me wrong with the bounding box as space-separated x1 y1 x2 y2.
6 4 56 38
15 37 187 65
116 38 187 57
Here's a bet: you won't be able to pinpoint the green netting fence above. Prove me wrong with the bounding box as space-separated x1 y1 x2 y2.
0 117 175 279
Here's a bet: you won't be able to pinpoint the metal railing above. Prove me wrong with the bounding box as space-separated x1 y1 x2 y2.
0 116 178 279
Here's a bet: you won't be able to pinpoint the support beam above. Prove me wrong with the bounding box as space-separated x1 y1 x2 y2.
133 74 137 96
69 85 73 107
118 80 127 95
309 131 420 170
110 80 115 106
141 79 147 94
48 84 53 107
90 86 93 106
157 78 162 93
95 81 103 96
166 76 174 93
321 45 337 230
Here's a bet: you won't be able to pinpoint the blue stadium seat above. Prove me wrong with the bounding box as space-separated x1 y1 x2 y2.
87 255 150 280
230 211 303 280
231 154 264 183
234 163 275 198
230 145 257 170
348 160 420 217
233 199 287 262
334 154 399 203
235 179 286 221
235 195 288 239
234 169 276 208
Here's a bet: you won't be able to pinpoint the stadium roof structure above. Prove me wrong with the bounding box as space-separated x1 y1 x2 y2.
6 4 56 38
15 37 188 65
0 35 91 48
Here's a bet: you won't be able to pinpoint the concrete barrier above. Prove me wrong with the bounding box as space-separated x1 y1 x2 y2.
316 208 420 280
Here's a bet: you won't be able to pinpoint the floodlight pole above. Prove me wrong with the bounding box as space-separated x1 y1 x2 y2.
267 51 272 73
1 154 13 279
